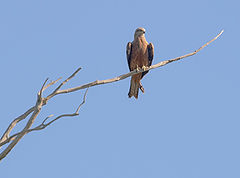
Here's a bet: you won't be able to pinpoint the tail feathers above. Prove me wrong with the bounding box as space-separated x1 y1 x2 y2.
128 77 140 99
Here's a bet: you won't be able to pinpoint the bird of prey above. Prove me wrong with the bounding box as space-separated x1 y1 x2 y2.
126 27 154 99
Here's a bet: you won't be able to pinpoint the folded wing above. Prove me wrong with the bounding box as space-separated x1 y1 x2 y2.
142 42 154 78
126 42 132 71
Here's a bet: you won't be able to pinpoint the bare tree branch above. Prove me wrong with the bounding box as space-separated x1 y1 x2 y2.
54 30 224 96
0 104 42 160
0 69 88 161
46 67 82 101
0 106 35 147
43 77 62 92
40 87 88 129
0 88 89 145
0 30 223 161
38 78 49 99
0 83 46 160
0 115 54 147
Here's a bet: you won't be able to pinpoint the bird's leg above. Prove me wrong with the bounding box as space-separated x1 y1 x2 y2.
139 81 145 93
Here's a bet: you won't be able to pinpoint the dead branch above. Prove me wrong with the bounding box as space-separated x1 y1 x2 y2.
43 77 62 92
53 30 224 96
0 30 223 161
0 88 89 146
0 67 88 161
0 106 35 148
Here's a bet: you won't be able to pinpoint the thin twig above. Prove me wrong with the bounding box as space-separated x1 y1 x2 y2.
46 67 82 100
38 78 48 98
76 87 89 114
43 78 62 92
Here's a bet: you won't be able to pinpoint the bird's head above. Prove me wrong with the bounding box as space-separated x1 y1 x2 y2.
134 27 146 38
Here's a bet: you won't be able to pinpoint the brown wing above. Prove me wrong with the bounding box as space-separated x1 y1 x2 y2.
126 42 132 71
147 43 154 66
142 42 154 78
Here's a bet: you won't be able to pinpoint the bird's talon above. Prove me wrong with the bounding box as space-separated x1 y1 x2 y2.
142 66 147 71
136 65 140 71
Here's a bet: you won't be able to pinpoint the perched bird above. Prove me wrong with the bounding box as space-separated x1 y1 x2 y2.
126 27 154 99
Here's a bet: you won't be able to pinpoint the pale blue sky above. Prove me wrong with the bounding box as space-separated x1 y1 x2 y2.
0 0 239 177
